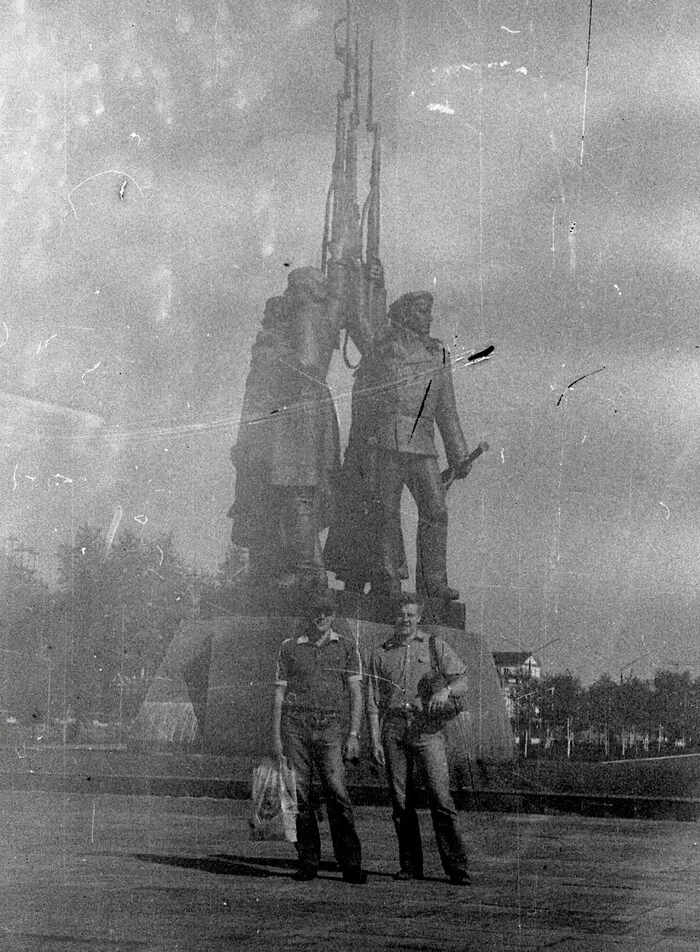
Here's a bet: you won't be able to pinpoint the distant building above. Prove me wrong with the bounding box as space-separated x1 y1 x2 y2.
492 651 542 723
493 651 541 683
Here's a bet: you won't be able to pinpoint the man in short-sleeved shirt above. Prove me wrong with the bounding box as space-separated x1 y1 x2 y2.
272 593 366 883
367 593 472 885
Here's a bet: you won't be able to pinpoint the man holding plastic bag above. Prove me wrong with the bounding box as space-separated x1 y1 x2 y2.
250 756 299 843
271 592 367 883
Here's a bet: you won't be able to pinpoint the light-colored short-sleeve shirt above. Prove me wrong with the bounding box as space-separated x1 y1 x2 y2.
367 630 465 717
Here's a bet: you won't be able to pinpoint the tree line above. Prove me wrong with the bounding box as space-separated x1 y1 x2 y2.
2 528 699 760
0 527 240 729
512 669 700 759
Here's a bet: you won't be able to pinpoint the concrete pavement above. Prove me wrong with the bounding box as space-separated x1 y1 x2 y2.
1 792 698 950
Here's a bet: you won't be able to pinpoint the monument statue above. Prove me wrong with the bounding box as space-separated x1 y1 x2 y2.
228 1 485 603
228 1 382 596
138 0 513 768
228 266 343 591
325 288 474 603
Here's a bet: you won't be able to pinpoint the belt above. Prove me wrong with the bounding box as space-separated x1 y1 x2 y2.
385 703 420 720
286 708 340 728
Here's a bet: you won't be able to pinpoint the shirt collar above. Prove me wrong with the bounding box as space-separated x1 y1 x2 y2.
296 629 340 646
384 629 427 649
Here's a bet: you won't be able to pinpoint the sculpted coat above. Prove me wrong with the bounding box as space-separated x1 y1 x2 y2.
325 292 470 600
228 268 342 589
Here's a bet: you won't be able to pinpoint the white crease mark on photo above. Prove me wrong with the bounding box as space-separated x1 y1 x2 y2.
104 507 123 559
82 361 101 384
67 170 146 219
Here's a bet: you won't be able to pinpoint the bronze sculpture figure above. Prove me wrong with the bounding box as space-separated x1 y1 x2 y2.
228 267 343 591
228 0 483 602
326 289 473 602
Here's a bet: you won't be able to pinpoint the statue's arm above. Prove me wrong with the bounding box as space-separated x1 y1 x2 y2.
435 346 470 467
335 257 387 357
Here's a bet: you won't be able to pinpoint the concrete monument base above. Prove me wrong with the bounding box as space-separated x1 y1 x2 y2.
135 604 514 765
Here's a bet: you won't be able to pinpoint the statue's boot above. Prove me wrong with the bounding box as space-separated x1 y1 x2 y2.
421 582 460 601
368 574 402 600
280 489 327 588
276 569 326 592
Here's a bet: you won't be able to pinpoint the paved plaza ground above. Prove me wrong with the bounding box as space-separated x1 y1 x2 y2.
0 791 699 951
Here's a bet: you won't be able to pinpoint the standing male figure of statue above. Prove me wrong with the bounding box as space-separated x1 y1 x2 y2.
329 288 472 601
367 593 472 885
272 592 367 883
228 267 343 592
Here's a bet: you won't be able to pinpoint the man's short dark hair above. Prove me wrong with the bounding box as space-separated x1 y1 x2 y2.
307 592 336 618
397 592 423 611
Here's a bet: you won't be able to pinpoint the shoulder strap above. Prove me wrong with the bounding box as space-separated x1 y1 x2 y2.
428 635 440 674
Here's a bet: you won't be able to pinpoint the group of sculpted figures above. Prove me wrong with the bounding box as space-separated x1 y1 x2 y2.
228 258 473 605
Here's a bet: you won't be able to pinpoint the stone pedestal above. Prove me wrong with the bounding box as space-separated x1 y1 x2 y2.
209 584 467 628
136 596 514 766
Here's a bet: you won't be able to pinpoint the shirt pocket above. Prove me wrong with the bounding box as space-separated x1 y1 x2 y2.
411 643 432 678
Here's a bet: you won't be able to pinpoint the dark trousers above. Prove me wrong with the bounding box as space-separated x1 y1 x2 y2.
283 714 362 872
376 453 449 596
382 716 469 877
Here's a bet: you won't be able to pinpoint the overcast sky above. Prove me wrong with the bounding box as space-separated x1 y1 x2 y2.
2 0 700 682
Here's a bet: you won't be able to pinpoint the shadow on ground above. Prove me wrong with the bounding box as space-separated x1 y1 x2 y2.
133 852 446 882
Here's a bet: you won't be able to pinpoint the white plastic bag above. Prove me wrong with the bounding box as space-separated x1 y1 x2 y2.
249 757 298 842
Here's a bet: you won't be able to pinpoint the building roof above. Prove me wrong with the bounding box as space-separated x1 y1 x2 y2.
492 651 540 667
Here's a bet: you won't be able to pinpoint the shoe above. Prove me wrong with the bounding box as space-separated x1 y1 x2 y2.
342 867 368 884
292 867 318 882
448 872 471 886
393 870 424 881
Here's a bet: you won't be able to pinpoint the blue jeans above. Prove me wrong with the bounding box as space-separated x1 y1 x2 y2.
382 716 469 877
283 713 362 872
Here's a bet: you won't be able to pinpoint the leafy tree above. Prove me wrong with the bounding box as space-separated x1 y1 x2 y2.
651 670 697 748
0 545 53 724
540 671 583 755
506 672 544 757
59 526 193 721
585 674 620 756
197 543 248 619
616 676 652 755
